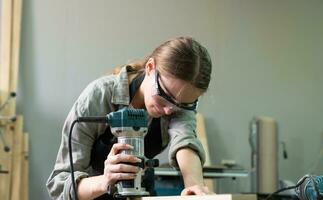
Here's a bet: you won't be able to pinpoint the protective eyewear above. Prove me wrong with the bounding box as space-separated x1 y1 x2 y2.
152 69 198 111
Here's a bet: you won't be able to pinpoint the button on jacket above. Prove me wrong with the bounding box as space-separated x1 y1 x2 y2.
46 66 206 199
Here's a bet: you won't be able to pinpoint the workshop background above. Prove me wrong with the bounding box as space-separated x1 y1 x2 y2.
14 0 322 199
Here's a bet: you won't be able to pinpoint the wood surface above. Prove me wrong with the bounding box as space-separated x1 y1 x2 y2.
137 194 257 200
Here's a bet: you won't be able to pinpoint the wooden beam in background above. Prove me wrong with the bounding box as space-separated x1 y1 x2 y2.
0 0 13 198
10 115 23 200
0 0 13 105
21 132 29 200
196 113 214 192
9 0 23 98
0 0 25 200
0 125 14 200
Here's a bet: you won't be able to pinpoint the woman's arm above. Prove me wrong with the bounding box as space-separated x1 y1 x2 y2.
176 148 210 195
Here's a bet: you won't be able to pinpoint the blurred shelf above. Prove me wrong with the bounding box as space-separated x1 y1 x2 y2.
154 166 249 179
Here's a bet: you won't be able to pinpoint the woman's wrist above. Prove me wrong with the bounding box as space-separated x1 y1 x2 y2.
77 175 108 199
97 175 109 194
184 176 205 187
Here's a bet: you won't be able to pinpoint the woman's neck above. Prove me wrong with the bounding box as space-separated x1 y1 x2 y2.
130 86 145 109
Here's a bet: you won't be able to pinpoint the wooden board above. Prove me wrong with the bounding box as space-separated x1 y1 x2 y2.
0 173 10 200
196 113 214 192
0 124 14 200
138 194 257 200
10 115 23 200
9 0 23 96
21 133 29 200
0 0 13 99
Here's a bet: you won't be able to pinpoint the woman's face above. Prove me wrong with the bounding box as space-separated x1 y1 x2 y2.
144 67 202 118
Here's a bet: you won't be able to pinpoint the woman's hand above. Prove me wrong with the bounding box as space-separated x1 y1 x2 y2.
77 143 140 199
181 184 211 195
101 143 141 190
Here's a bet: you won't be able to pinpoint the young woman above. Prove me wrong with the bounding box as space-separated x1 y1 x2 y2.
47 36 213 200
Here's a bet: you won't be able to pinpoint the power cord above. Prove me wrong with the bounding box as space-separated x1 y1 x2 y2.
68 116 109 200
68 119 79 200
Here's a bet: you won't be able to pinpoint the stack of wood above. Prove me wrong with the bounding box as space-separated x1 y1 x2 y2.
0 0 28 200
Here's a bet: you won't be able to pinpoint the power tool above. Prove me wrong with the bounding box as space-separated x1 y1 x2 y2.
69 107 158 199
107 108 155 197
265 175 323 200
295 175 323 200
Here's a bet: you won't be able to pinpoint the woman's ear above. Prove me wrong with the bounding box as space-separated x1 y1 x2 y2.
145 58 156 75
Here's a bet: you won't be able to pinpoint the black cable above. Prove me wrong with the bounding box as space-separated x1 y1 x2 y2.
264 185 298 200
68 116 108 200
68 119 79 200
265 175 308 200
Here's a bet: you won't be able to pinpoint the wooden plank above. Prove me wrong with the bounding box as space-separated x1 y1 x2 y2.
138 194 257 200
9 0 22 99
0 173 10 200
0 3 14 198
0 0 13 106
196 113 211 166
10 115 23 200
0 0 24 199
0 124 14 200
21 132 29 200
196 113 214 192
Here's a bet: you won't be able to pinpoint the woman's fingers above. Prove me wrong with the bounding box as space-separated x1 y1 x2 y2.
107 153 141 165
104 143 142 185
181 188 194 195
108 163 140 173
109 143 133 156
181 185 211 195
108 172 137 183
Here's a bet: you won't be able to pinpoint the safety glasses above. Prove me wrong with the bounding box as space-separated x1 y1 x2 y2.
152 69 198 111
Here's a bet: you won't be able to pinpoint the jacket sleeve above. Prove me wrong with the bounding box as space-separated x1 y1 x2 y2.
46 79 111 200
167 110 206 168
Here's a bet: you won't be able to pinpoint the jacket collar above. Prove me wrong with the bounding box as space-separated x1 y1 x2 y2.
111 66 131 105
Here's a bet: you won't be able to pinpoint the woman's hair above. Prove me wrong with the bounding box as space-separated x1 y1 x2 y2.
114 36 212 91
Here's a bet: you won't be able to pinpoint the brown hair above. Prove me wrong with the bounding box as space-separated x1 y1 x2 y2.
114 36 212 91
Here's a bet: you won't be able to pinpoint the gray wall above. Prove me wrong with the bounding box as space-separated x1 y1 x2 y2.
17 0 323 199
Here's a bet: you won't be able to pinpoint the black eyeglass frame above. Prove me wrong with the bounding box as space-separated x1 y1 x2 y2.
154 69 198 111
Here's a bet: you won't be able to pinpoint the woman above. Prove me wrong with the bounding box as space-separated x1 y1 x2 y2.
47 36 212 199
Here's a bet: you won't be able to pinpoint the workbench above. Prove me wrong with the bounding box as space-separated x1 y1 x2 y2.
153 166 249 195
